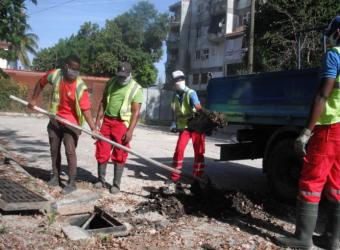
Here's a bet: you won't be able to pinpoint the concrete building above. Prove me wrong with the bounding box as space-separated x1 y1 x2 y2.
166 0 250 92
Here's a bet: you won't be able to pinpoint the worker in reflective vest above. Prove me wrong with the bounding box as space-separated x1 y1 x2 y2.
276 16 340 250
165 70 206 193
94 61 143 194
28 54 97 194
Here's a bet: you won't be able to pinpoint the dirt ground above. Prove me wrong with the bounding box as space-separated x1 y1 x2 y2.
0 115 327 250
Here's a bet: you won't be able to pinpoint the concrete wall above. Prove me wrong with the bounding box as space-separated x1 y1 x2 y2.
3 69 109 114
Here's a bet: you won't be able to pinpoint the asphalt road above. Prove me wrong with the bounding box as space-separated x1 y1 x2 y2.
0 114 266 193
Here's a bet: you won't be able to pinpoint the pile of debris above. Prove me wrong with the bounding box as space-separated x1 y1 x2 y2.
188 109 227 135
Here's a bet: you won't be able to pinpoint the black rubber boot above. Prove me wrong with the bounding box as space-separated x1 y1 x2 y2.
47 166 60 187
94 162 107 189
47 175 59 187
62 176 77 194
110 163 124 194
313 200 340 250
325 201 340 250
275 200 318 250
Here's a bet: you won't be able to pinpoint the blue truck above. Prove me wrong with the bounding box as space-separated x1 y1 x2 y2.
206 68 320 201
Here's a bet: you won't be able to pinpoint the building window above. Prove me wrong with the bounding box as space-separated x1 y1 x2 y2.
195 50 201 60
201 73 208 84
202 48 209 60
196 27 201 38
198 3 203 13
193 74 199 85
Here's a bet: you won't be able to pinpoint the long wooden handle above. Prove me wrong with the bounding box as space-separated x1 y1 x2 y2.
9 95 205 183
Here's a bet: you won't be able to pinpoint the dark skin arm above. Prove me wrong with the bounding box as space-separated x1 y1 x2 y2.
305 77 336 131
83 109 97 131
27 81 44 109
122 102 141 144
95 82 109 129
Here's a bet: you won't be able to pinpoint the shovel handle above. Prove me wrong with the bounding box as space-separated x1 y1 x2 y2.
9 95 207 184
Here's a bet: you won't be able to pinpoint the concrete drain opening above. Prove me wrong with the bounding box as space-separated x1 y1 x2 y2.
63 208 129 240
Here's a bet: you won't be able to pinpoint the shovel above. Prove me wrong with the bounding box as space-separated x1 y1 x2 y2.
9 95 212 194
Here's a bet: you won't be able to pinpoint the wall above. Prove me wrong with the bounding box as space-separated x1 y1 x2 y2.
140 87 173 124
3 69 109 114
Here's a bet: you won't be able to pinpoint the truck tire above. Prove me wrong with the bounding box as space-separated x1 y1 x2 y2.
267 138 302 202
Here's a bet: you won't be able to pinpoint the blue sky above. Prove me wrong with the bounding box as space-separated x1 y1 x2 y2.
26 0 175 81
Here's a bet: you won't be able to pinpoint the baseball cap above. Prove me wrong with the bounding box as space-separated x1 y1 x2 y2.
172 70 185 81
117 61 132 77
324 16 340 37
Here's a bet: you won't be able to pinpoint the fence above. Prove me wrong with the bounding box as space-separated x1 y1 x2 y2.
140 87 173 125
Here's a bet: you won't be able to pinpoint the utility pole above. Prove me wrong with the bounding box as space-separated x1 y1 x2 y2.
248 0 255 73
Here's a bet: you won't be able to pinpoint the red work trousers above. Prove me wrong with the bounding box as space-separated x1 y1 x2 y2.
299 123 340 203
95 116 129 165
172 129 205 182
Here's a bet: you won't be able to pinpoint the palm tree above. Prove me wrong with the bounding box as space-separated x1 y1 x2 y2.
11 24 39 67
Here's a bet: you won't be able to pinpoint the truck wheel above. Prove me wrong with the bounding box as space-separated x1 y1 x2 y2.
267 138 302 202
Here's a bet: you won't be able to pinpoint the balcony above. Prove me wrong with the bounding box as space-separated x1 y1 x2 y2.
210 0 226 16
169 15 181 28
208 32 225 43
225 25 246 38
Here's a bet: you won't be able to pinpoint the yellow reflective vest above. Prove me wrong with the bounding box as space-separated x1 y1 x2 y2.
104 78 142 127
48 69 87 126
172 88 196 130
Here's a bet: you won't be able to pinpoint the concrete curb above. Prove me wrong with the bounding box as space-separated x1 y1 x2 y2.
0 112 45 118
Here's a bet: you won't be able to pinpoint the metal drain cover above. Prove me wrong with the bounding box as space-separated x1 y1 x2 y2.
0 179 48 211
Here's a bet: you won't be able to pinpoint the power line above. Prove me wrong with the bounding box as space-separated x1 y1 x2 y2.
28 0 80 15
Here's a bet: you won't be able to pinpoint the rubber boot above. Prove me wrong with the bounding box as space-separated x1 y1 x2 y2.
47 175 59 187
47 167 60 187
110 163 124 194
62 176 77 194
325 201 340 250
94 162 107 189
313 200 340 250
275 200 318 250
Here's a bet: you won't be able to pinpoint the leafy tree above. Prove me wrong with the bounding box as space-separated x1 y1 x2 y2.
254 0 339 72
32 1 168 87
0 0 38 66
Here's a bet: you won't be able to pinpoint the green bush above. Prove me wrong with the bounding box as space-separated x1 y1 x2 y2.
0 77 28 112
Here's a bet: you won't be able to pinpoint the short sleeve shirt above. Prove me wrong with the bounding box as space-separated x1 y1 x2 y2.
39 69 91 124
322 47 340 79
104 78 143 118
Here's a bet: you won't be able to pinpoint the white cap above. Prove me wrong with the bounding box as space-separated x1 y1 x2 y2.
172 70 185 80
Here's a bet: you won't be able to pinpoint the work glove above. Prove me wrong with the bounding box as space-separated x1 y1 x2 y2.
294 128 312 156
170 121 177 133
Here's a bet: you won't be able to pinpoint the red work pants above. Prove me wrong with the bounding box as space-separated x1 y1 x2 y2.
95 116 129 165
299 123 340 203
172 129 205 182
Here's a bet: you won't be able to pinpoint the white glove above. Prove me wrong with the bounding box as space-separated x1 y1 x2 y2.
170 121 177 133
294 128 312 156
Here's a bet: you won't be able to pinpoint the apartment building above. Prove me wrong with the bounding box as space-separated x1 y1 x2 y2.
166 0 251 91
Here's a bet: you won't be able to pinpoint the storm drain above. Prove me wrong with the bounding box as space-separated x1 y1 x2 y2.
64 207 128 239
0 179 48 211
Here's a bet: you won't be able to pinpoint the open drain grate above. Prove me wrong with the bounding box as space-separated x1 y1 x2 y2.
0 179 48 211
64 207 128 239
